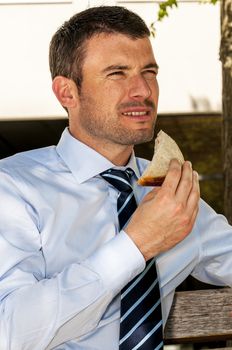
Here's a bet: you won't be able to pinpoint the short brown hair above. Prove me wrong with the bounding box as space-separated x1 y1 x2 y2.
49 6 150 89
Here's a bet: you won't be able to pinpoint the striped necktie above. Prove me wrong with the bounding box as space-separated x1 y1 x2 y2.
101 168 163 350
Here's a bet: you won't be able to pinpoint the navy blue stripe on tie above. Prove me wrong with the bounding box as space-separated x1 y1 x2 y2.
101 168 137 231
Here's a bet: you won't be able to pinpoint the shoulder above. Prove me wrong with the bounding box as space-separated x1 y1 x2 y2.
0 146 59 179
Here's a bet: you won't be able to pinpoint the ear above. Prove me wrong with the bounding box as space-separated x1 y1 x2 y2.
52 76 78 109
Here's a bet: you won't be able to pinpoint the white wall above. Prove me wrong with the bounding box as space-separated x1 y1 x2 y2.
0 0 221 118
0 0 88 118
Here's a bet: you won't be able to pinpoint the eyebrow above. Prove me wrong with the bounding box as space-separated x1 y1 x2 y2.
102 65 130 74
102 62 159 74
143 63 159 71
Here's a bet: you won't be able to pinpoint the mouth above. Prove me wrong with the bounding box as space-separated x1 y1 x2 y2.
119 101 156 125
120 108 153 123
122 111 149 117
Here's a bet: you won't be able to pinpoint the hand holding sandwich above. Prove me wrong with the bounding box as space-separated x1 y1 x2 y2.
125 157 200 262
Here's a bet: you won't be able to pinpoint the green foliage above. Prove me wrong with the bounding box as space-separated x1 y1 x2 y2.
150 0 219 36
158 0 178 21
204 0 219 4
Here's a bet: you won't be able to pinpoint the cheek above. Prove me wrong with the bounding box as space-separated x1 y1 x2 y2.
150 79 159 102
156 83 159 101
103 83 126 106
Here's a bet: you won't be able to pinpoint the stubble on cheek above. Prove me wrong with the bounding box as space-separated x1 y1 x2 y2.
78 93 156 145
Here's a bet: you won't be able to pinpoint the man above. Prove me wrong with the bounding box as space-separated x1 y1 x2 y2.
0 6 231 350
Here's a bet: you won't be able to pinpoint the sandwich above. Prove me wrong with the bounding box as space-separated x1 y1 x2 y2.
137 130 185 186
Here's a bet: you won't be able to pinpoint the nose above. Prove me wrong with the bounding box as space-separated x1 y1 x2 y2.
128 75 152 101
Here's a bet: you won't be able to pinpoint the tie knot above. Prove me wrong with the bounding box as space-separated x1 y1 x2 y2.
100 168 134 193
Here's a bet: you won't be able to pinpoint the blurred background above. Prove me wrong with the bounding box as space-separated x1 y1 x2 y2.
0 0 223 213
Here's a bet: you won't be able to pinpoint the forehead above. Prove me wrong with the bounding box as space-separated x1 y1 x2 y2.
82 33 157 72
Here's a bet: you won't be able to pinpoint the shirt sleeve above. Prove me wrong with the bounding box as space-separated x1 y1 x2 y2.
191 199 232 286
0 170 145 350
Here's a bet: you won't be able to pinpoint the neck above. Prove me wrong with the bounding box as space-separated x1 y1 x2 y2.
69 128 133 166
103 145 133 166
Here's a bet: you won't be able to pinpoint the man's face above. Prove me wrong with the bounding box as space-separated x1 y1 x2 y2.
69 33 159 149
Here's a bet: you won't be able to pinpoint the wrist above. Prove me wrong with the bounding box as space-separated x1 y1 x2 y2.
124 227 156 262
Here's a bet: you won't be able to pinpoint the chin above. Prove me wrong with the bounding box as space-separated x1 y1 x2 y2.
128 130 154 146
133 136 153 145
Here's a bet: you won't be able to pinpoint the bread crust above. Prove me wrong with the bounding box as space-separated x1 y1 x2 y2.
137 176 165 187
137 130 184 186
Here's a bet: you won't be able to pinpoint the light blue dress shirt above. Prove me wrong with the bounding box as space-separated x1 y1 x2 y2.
0 127 232 350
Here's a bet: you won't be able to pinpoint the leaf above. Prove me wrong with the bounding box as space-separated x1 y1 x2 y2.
157 0 179 22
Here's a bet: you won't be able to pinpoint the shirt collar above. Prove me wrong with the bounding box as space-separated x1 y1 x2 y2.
56 128 140 184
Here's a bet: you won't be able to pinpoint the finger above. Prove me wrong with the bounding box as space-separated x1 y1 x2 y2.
181 174 200 236
189 198 200 230
186 170 200 216
188 205 199 233
161 159 182 194
175 161 193 203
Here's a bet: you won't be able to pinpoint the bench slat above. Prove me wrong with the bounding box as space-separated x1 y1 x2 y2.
164 288 232 344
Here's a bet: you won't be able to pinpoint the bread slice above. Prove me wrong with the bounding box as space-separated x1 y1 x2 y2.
137 130 185 186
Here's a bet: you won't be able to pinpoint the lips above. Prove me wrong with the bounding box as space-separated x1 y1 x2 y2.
122 111 148 116
119 101 155 115
119 102 155 122
120 107 152 121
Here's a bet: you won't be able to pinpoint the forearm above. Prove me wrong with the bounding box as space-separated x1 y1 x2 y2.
0 264 110 350
191 199 232 287
0 232 145 350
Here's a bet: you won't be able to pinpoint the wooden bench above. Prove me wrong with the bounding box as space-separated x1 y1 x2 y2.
164 288 232 348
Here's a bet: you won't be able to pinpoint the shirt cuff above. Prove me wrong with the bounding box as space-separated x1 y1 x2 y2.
83 231 146 296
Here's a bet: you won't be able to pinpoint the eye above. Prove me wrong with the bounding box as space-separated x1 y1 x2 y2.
142 70 158 80
107 71 126 80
